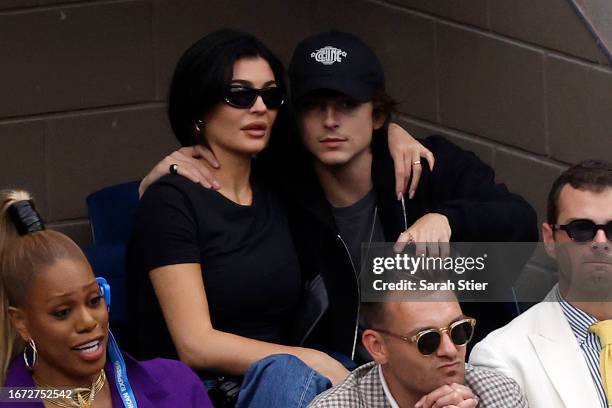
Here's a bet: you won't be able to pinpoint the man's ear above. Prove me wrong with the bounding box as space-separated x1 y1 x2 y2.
8 306 31 341
542 222 557 260
362 329 388 364
372 112 385 131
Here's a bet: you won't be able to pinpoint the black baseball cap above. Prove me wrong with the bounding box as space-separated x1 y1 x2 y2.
289 30 385 103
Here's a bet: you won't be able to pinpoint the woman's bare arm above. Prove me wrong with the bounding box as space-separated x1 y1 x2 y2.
150 263 349 384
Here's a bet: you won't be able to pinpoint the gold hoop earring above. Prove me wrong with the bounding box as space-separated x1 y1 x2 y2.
23 339 38 370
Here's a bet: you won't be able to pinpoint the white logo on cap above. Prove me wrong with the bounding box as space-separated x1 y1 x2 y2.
310 46 347 65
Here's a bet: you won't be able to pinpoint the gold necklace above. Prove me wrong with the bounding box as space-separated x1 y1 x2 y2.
34 369 106 408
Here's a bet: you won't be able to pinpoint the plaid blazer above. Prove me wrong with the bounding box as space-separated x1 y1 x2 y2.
308 362 527 408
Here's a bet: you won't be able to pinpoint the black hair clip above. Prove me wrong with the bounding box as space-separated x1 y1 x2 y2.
8 200 45 235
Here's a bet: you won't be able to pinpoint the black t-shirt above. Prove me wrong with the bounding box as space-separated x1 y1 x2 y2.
331 189 385 364
126 175 302 360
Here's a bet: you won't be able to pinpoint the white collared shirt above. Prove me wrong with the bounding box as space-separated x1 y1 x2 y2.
378 364 401 408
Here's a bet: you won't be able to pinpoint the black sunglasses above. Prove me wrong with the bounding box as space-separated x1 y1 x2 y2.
554 220 612 243
372 317 476 356
224 86 284 109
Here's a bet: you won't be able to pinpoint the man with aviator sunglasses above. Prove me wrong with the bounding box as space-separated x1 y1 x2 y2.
310 294 526 407
470 160 612 408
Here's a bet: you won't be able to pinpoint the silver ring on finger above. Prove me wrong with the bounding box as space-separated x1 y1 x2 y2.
412 160 421 166
169 163 179 175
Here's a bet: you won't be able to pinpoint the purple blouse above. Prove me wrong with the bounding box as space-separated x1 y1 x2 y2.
1 352 213 408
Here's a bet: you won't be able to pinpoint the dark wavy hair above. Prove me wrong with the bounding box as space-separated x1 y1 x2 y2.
168 29 289 147
547 159 612 224
293 88 397 128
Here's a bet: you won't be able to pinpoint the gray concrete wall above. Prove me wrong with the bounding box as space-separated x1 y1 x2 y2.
1 0 611 246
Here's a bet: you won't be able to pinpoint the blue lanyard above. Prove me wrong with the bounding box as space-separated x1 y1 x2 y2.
96 277 138 408
107 330 139 408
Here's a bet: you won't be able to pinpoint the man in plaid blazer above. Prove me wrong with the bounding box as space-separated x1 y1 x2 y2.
309 299 526 408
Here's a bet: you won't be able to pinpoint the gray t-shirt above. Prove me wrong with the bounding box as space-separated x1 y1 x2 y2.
332 189 385 275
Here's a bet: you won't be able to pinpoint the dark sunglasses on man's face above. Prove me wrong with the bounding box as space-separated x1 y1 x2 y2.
554 219 612 243
224 86 284 110
372 317 476 356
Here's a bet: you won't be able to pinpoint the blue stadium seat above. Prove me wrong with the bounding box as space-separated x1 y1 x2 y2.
86 180 140 245
84 180 139 341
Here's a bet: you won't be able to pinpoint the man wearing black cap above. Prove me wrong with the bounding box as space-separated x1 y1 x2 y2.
281 30 538 361
138 30 538 363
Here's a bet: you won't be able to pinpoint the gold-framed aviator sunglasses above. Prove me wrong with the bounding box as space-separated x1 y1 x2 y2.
371 317 476 356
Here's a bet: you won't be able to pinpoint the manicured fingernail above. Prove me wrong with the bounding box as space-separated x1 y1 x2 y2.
409 190 415 199
213 181 221 189
397 192 403 201
213 161 220 168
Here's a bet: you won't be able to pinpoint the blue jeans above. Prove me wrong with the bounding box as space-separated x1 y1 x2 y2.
236 354 332 408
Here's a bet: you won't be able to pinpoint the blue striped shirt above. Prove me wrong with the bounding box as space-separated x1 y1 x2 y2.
556 287 607 408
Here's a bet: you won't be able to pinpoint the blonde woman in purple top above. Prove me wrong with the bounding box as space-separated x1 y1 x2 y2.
0 189 212 408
